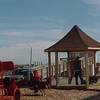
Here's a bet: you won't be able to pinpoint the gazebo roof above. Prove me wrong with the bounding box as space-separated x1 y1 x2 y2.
45 25 100 52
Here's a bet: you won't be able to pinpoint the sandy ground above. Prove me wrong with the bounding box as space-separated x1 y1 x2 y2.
20 88 100 100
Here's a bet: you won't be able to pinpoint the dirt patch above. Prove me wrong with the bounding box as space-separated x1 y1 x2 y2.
20 89 100 100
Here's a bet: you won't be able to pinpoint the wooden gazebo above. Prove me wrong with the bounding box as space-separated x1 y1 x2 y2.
44 25 100 89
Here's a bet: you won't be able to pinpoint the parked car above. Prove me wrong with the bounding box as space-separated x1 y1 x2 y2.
4 74 24 84
14 75 24 83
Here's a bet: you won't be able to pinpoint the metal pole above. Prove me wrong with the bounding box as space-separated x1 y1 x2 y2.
28 46 32 81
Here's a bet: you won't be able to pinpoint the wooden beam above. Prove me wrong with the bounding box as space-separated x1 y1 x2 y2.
84 51 89 88
55 52 59 86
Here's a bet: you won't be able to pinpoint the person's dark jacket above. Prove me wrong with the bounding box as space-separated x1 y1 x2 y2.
74 59 81 71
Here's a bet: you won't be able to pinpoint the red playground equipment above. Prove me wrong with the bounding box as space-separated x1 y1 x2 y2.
0 61 21 100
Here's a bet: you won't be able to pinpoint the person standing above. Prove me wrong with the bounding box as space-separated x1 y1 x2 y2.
74 56 84 85
33 70 41 93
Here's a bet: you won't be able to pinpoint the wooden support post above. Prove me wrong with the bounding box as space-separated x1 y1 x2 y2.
93 51 96 75
48 52 51 77
85 51 89 88
55 52 59 86
63 62 65 77
52 65 54 76
59 64 61 77
47 67 48 78
67 52 70 58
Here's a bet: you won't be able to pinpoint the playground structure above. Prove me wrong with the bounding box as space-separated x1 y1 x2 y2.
0 61 21 100
45 25 100 90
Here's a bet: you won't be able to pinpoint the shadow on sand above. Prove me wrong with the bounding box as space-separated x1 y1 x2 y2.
81 93 100 100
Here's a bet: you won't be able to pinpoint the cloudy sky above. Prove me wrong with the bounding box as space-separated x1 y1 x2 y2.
0 0 100 64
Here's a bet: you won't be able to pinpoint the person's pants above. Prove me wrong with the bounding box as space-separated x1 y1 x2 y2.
74 71 83 85
34 80 40 93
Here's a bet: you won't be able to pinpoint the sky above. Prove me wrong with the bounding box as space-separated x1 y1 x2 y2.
0 0 100 64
